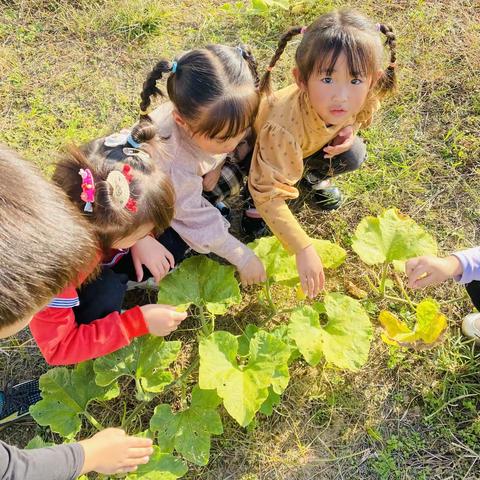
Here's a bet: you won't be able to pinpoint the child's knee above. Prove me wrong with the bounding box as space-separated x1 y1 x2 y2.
341 137 367 172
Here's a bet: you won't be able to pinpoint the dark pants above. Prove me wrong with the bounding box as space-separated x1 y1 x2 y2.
303 135 367 182
466 281 480 311
73 228 188 325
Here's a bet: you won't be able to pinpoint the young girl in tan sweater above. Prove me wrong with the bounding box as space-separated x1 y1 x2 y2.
249 9 397 298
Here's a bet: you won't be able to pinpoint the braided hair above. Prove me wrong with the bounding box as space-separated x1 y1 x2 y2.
259 9 397 98
135 44 260 141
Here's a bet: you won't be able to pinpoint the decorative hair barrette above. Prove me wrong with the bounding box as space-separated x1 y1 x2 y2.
105 164 137 213
79 168 95 212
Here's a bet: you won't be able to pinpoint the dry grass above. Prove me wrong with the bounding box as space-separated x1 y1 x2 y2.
1 0 480 478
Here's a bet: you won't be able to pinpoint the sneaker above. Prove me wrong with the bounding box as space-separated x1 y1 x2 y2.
461 313 480 345
126 277 159 291
313 185 343 210
0 379 41 426
240 211 269 242
214 202 232 223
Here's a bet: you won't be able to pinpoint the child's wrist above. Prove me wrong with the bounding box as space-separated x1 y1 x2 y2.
445 255 463 277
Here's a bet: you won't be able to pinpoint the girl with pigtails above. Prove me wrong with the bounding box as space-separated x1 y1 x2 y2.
128 44 267 287
29 124 187 365
248 9 397 299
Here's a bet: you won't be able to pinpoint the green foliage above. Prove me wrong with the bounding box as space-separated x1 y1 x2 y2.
288 293 373 370
25 436 54 449
380 299 448 347
352 208 437 266
150 386 223 466
250 236 346 286
125 447 188 480
199 330 290 426
157 256 241 315
94 336 181 401
250 0 289 14
30 362 119 438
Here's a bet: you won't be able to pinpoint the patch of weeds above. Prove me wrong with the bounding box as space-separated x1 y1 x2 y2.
108 2 172 41
370 431 429 480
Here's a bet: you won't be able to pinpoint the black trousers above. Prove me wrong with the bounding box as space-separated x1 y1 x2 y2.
303 135 367 181
466 281 480 311
73 228 189 325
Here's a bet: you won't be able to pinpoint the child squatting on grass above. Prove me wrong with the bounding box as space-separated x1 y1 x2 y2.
0 144 155 478
124 44 267 287
248 9 397 299
29 126 187 366
406 249 480 343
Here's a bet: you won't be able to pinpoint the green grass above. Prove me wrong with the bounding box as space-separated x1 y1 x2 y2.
1 0 480 478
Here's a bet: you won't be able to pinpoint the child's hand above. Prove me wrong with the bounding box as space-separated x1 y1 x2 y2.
79 428 153 475
406 255 463 289
203 165 223 192
140 304 187 336
238 255 267 287
296 245 325 298
131 236 174 283
323 126 355 159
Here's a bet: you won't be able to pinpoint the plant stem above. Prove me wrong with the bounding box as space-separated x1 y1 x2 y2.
365 273 379 294
264 278 276 313
393 272 416 310
83 411 104 431
198 305 211 336
122 401 147 430
384 294 417 305
378 261 389 296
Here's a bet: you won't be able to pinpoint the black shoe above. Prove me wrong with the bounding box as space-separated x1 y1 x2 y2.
313 186 343 210
241 211 269 242
0 379 42 426
214 202 232 222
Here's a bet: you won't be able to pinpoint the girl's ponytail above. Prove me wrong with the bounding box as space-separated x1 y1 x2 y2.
377 23 397 96
132 60 177 145
238 44 260 88
259 26 303 97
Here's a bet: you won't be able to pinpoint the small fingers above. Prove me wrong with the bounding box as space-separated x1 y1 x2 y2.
149 264 162 284
411 274 436 289
126 437 153 448
128 447 154 458
165 250 175 269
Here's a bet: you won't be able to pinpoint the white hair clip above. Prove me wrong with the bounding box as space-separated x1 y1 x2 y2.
104 132 129 148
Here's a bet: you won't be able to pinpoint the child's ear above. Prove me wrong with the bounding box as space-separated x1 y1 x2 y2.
172 110 188 129
292 67 306 91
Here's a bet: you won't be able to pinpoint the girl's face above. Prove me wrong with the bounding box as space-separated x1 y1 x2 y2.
112 223 155 249
173 110 246 155
294 52 377 126
191 130 246 155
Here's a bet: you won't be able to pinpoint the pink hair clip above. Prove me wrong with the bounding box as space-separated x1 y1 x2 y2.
300 26 307 34
79 168 95 212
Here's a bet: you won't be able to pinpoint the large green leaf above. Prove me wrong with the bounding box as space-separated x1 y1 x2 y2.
351 208 437 266
30 361 119 438
157 256 241 315
94 336 180 401
150 386 222 466
249 236 346 286
199 330 290 426
126 447 188 480
380 298 447 348
26 436 54 449
288 293 373 370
